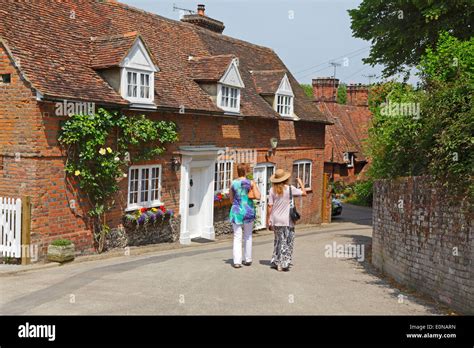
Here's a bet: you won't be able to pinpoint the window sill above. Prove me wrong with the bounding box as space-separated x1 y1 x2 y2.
279 114 298 120
128 102 158 110
125 202 164 212
220 109 241 115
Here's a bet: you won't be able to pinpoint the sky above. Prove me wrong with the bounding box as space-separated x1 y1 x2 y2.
121 0 416 85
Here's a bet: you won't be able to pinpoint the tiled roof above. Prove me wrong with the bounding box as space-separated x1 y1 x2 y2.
251 70 287 95
317 102 372 163
0 0 330 123
90 31 142 70
189 55 235 81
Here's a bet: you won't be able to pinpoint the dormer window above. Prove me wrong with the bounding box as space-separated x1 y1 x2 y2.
276 95 293 116
344 152 355 168
274 74 295 118
119 36 158 107
126 71 151 99
217 58 245 114
90 33 158 108
218 84 240 112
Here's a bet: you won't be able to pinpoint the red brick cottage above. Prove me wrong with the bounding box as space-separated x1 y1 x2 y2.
0 1 331 258
313 78 372 184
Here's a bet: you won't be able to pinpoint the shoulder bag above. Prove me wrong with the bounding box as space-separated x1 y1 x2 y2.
289 186 301 223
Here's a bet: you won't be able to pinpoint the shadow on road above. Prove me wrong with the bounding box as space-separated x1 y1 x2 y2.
340 233 446 315
259 260 273 267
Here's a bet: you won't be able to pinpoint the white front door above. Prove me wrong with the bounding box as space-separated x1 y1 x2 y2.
179 146 221 245
188 167 206 239
253 164 275 230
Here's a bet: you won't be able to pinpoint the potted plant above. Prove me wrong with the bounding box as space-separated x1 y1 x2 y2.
47 239 75 263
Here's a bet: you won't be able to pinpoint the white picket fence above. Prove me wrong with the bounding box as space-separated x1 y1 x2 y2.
0 197 22 258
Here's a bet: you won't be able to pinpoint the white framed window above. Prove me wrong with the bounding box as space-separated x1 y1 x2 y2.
125 70 152 103
119 38 157 107
214 160 234 194
127 164 162 210
217 84 241 113
344 152 355 168
140 73 150 99
292 160 312 190
276 94 294 117
127 71 137 98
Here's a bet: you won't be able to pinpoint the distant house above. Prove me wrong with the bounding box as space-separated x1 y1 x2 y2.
0 1 332 257
312 78 372 184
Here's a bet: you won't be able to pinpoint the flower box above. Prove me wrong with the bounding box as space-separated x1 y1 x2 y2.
124 206 174 226
214 198 232 208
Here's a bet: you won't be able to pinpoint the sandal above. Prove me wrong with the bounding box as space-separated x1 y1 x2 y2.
233 264 242 268
242 261 252 266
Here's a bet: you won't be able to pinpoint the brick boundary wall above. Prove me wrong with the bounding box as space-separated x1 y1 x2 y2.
372 176 473 314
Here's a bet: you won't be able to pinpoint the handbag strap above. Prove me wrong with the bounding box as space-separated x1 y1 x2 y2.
289 185 294 208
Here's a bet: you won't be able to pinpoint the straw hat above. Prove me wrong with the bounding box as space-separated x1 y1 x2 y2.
270 169 291 183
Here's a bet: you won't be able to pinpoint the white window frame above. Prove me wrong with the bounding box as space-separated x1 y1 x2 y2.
217 84 241 113
119 38 157 107
214 160 234 194
347 154 355 168
292 160 312 190
276 93 294 117
123 68 154 105
344 152 355 168
127 164 162 211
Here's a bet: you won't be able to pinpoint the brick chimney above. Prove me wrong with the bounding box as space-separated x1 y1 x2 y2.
312 77 339 102
181 4 225 34
346 84 368 106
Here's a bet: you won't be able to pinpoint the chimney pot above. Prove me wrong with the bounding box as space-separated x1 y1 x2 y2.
197 4 205 16
181 4 225 34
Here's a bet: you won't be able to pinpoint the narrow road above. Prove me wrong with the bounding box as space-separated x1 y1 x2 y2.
0 204 443 315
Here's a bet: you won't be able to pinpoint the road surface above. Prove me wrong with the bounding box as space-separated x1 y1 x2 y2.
0 204 443 315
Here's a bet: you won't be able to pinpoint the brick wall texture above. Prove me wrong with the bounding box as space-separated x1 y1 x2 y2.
372 176 473 314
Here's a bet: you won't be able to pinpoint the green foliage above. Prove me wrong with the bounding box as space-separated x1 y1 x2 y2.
418 33 474 196
51 239 73 247
367 33 473 196
337 83 347 104
331 181 346 194
348 0 474 77
352 180 374 207
300 84 313 99
367 81 425 179
58 108 178 249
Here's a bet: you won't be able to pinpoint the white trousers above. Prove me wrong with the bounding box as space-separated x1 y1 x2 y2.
232 222 253 264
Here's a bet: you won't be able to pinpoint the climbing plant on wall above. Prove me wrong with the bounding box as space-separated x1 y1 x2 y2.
58 108 179 252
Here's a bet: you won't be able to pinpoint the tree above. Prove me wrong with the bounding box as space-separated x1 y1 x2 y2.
417 33 474 196
300 84 313 99
337 83 347 104
367 82 424 179
367 33 473 196
349 0 474 77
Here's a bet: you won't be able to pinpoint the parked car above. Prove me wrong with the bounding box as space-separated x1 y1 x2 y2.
332 198 343 216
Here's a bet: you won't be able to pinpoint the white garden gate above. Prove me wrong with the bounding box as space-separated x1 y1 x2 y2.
0 197 22 258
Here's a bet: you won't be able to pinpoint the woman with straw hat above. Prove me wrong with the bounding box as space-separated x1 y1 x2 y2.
267 168 307 271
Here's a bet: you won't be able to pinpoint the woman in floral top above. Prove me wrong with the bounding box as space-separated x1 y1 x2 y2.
229 164 260 268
